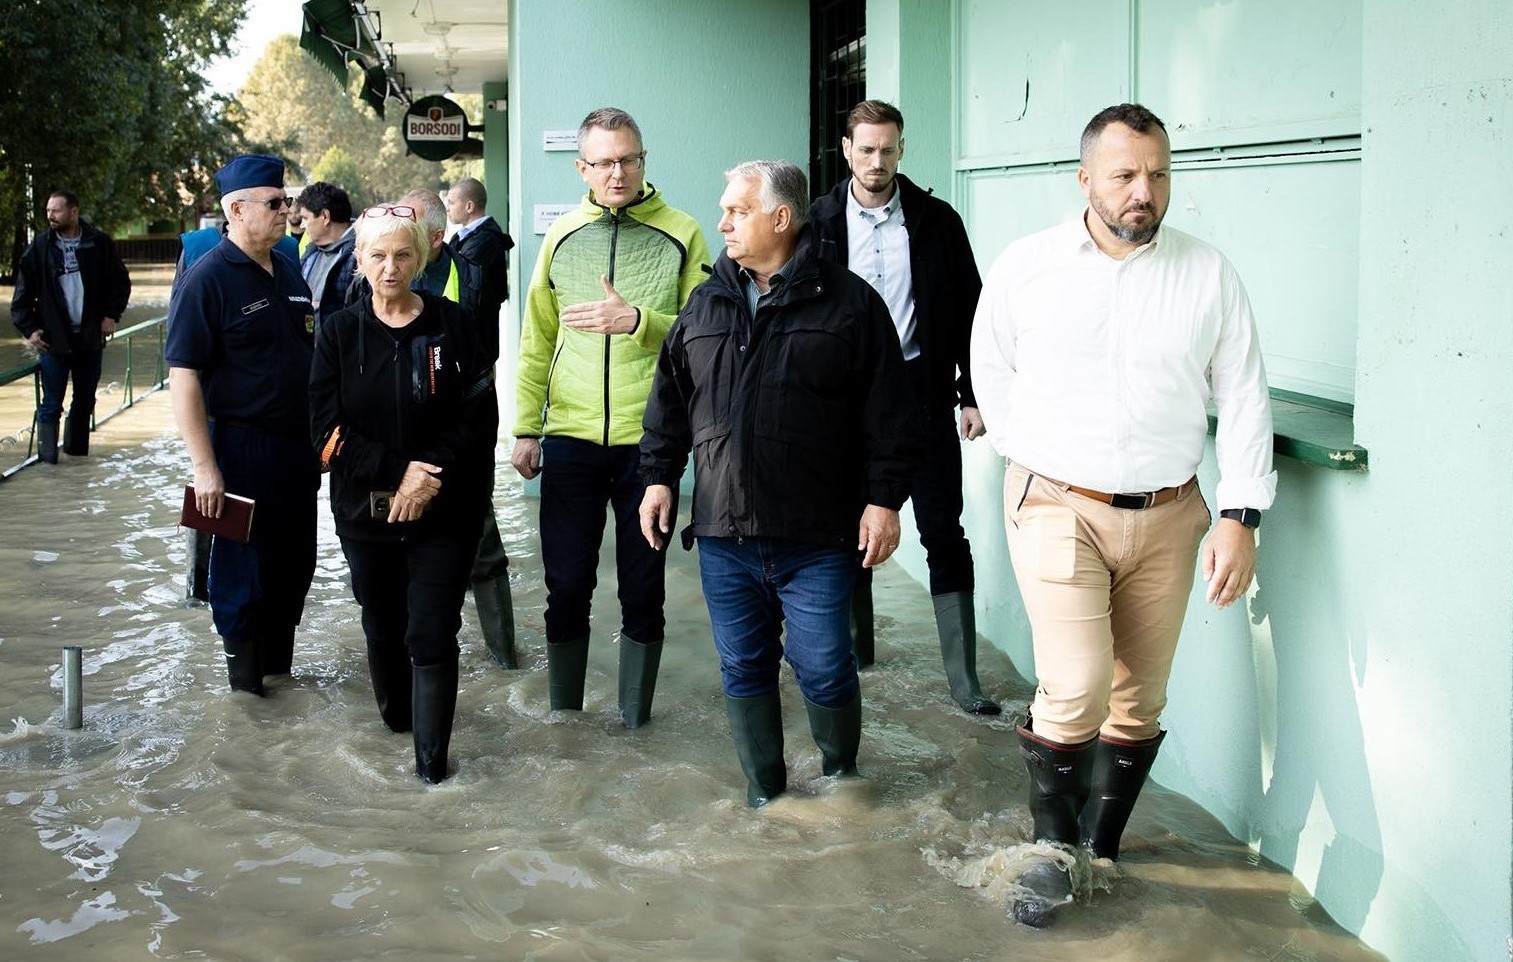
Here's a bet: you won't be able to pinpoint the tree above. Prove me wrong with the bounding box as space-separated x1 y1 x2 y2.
0 0 254 275
309 145 369 210
235 35 447 208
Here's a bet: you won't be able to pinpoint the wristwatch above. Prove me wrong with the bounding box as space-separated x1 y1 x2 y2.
1220 508 1262 529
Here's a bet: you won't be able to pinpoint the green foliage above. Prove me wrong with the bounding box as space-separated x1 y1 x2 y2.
0 0 257 273
236 35 447 212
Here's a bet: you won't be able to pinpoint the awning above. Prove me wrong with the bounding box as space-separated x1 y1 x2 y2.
299 0 406 118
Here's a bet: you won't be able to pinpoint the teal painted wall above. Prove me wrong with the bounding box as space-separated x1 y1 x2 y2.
873 1 1512 960
504 0 809 437
864 0 953 200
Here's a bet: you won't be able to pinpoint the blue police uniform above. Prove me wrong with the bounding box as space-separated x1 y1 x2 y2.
166 236 319 683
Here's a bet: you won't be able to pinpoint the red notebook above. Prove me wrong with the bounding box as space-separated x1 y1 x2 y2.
180 485 255 543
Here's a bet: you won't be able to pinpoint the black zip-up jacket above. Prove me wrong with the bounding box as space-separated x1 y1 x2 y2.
10 222 131 356
311 292 497 542
639 230 924 548
451 216 514 346
810 173 981 410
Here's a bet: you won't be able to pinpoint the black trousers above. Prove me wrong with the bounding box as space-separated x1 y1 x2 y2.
341 524 479 669
538 436 672 644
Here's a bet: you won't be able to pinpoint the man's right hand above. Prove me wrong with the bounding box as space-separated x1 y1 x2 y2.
511 438 542 479
639 484 674 550
193 462 226 519
26 330 47 351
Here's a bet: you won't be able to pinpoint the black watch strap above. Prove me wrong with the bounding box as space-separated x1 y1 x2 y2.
1220 508 1262 529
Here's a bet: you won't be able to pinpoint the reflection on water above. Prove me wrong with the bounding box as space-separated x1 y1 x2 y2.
0 397 1384 961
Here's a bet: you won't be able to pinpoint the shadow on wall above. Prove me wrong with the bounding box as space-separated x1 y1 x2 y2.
1247 466 1385 934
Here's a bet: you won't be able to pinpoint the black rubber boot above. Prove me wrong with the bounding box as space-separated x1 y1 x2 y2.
803 694 861 777
617 635 663 730
932 591 1001 716
1011 722 1097 928
849 577 875 669
62 409 91 456
366 641 413 733
547 637 589 711
1081 730 1166 860
726 692 787 807
412 661 459 784
222 636 264 696
185 529 211 605
36 417 59 464
263 623 295 677
472 574 519 669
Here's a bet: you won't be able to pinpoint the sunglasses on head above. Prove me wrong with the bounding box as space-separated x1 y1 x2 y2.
363 205 418 220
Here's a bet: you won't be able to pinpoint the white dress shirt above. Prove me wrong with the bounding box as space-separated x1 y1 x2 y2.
970 214 1276 511
452 213 493 243
846 182 918 360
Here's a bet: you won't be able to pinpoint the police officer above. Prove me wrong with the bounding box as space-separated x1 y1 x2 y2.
166 155 320 695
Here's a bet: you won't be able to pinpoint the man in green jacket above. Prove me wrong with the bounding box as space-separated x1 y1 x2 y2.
512 107 711 729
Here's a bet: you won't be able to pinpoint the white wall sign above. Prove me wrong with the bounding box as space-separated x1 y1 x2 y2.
533 204 578 234
542 130 579 152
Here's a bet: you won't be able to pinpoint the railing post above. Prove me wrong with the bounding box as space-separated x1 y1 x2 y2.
61 646 83 729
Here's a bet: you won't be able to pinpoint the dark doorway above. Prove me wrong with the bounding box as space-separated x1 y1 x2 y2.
810 0 865 195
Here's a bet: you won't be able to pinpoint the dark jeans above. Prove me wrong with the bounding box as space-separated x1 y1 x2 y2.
697 536 859 707
207 422 319 646
37 348 103 423
538 436 671 645
341 527 479 668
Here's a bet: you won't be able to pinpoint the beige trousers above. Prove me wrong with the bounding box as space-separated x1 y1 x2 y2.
1003 462 1211 744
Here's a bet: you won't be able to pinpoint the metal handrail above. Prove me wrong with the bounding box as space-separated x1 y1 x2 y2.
1 314 168 481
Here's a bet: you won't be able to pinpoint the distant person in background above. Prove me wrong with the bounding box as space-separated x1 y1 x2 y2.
444 176 514 342
10 189 131 462
286 197 308 254
295 182 356 327
165 155 319 696
311 202 497 783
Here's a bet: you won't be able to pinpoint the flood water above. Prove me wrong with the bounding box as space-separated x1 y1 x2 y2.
0 396 1387 961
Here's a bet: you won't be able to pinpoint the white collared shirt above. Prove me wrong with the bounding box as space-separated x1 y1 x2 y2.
970 214 1276 510
845 181 918 359
452 213 493 243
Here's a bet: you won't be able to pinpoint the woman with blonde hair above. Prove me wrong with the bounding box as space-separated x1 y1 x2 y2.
310 202 497 783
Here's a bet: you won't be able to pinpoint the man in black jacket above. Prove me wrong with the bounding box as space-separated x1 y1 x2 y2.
296 182 356 326
445 176 514 353
811 100 1000 716
639 160 923 807
10 189 131 462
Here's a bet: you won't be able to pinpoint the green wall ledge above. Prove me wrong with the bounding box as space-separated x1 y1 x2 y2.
1208 389 1368 471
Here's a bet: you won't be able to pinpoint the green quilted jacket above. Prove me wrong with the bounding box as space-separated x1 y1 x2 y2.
514 185 711 446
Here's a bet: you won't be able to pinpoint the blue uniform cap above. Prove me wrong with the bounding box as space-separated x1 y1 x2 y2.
215 155 286 195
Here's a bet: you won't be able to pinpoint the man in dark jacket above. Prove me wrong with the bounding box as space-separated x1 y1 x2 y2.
296 182 356 326
445 176 514 355
10 189 131 462
639 160 923 807
811 100 1000 716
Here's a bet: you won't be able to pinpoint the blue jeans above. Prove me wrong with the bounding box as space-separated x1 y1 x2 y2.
37 349 103 423
697 537 859 707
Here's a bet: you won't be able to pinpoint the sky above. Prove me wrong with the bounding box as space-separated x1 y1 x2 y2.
203 0 305 96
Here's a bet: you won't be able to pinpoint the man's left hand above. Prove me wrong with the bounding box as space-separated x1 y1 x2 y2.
561 275 639 335
959 406 985 441
1202 518 1257 609
858 504 902 568
101 317 118 337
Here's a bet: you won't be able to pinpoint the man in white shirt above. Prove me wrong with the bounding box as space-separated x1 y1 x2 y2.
970 103 1275 926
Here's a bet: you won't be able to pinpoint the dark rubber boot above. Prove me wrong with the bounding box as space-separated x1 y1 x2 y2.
1081 730 1166 860
803 694 861 777
1011 722 1097 927
412 661 459 784
366 642 413 733
932 591 1001 715
222 636 264 696
617 635 663 730
472 574 519 669
263 624 295 677
726 692 787 807
36 418 59 464
849 578 875 669
547 637 589 711
62 409 91 456
185 529 211 605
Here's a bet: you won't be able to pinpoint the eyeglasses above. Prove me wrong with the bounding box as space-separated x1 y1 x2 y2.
362 205 418 220
247 195 293 211
580 153 646 173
